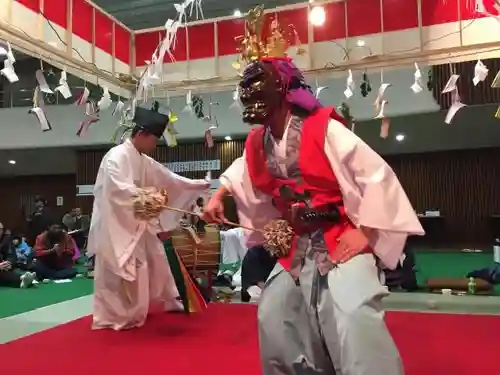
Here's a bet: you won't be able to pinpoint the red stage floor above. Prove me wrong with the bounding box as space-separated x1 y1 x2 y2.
1 304 499 375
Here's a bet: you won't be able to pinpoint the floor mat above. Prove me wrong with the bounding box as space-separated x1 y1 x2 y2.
1 304 499 375
0 278 93 318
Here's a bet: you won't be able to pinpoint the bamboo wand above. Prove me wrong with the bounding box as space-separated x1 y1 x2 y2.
162 205 263 233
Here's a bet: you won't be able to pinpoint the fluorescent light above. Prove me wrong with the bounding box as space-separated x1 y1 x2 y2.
356 40 365 47
309 6 325 26
224 136 232 141
233 9 242 17
8 160 16 164
395 134 405 142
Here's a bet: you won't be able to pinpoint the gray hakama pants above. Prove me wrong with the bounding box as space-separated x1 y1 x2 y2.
258 253 404 375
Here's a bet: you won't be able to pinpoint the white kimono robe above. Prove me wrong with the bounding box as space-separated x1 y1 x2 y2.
87 140 209 331
220 119 425 375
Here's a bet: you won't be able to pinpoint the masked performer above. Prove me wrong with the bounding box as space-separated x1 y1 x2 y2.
203 7 424 375
88 104 210 331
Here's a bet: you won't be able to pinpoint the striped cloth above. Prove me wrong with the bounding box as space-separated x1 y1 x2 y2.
163 238 208 313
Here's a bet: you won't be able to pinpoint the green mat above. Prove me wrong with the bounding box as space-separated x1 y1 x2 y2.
415 251 500 293
0 278 93 319
0 251 497 319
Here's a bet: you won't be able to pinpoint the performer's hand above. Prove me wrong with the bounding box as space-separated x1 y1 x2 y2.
332 228 369 264
203 196 227 224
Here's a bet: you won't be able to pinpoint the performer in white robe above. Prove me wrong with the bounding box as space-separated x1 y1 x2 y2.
88 105 209 331
204 9 424 375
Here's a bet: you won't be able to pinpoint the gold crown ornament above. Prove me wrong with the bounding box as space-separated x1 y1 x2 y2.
233 5 300 70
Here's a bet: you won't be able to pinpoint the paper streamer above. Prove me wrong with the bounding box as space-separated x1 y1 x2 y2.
0 42 18 83
75 87 90 105
29 86 51 132
98 87 112 110
344 70 354 99
77 101 100 137
444 89 466 124
315 79 328 100
411 63 424 93
35 70 53 94
473 59 488 86
112 100 125 116
54 70 72 99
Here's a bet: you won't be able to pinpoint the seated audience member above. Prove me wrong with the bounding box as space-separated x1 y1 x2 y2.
0 222 35 288
34 224 78 280
12 235 34 270
240 244 277 302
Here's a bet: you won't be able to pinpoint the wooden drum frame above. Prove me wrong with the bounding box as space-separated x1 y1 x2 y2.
170 225 221 274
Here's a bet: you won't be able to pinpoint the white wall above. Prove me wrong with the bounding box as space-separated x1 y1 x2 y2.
0 67 441 149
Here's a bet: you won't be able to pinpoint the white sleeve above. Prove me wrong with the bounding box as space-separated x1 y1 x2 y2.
324 119 424 269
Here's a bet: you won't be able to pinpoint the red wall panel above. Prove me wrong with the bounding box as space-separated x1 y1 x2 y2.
383 0 419 32
16 0 39 12
276 7 308 46
94 10 113 54
135 31 162 66
114 24 131 64
313 1 346 42
421 0 459 26
43 0 67 28
347 0 382 37
72 0 92 42
460 0 489 21
217 19 245 56
188 23 214 59
165 27 187 62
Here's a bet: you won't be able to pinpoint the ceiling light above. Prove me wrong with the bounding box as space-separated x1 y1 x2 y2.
233 9 242 17
8 160 16 164
309 6 325 26
395 134 405 142
224 136 232 141
356 40 365 47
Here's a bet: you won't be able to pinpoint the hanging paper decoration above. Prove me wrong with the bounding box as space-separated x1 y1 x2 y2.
29 86 51 132
473 59 488 86
229 85 243 111
288 24 306 56
495 106 500 119
192 95 204 119
442 66 466 124
205 125 217 148
54 70 72 99
360 72 371 97
343 70 354 99
111 108 135 144
315 78 328 100
75 87 90 105
339 102 355 132
411 63 424 93
112 100 125 116
379 116 390 139
182 90 193 113
98 86 112 110
35 69 53 94
77 101 100 136
0 42 18 83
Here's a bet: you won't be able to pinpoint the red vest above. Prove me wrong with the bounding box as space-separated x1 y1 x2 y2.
245 107 357 271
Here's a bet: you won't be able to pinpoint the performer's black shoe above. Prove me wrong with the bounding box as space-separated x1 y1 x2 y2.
241 289 251 303
213 274 234 288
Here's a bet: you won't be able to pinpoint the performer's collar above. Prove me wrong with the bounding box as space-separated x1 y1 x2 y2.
125 138 143 155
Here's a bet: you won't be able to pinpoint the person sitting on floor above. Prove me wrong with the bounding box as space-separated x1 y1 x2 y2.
12 235 34 271
0 222 35 288
34 224 78 280
240 244 277 302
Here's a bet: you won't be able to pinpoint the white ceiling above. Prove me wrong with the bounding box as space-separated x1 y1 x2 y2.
0 148 76 177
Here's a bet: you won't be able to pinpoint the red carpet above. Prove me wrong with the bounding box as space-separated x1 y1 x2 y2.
1 304 499 375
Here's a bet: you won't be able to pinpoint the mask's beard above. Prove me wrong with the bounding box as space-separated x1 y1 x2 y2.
242 100 269 124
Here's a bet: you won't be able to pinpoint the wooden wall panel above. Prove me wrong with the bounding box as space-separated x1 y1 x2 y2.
76 140 245 214
386 148 500 247
77 142 500 247
0 174 76 233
